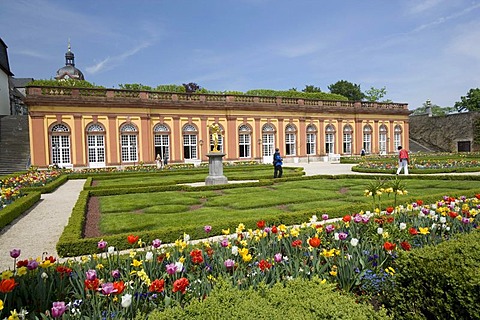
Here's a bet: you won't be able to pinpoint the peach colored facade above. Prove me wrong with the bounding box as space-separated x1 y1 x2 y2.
25 86 410 168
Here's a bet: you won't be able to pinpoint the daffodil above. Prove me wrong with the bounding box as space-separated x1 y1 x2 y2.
0 298 4 311
129 250 136 258
242 254 252 262
419 227 430 235
179 256 185 263
131 259 143 267
2 270 13 280
16 267 27 277
222 228 230 235
321 248 335 258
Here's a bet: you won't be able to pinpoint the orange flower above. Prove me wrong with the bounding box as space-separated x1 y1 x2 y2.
189 249 204 264
84 278 100 291
149 279 165 293
127 234 139 244
113 281 125 294
308 237 321 248
416 200 423 206
383 242 396 251
256 220 266 229
449 211 458 219
386 207 394 214
0 278 17 293
172 277 189 294
342 215 352 222
409 227 418 235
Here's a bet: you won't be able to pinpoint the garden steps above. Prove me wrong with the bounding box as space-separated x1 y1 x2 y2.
0 115 30 175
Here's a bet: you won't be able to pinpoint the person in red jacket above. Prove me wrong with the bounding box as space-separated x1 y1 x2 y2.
396 145 409 175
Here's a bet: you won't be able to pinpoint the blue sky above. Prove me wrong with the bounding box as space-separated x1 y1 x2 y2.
1 0 479 109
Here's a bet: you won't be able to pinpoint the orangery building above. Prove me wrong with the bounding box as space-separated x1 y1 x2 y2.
25 85 410 169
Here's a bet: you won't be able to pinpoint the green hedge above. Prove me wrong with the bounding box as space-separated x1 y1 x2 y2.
352 166 480 174
141 277 390 320
0 192 41 229
21 174 69 194
386 230 480 320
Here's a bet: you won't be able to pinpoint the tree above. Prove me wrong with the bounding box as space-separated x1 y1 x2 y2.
182 82 201 93
327 80 364 101
302 85 322 93
454 88 480 112
364 86 390 102
411 100 455 116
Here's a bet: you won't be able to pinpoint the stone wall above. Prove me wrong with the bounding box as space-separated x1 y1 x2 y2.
409 111 480 152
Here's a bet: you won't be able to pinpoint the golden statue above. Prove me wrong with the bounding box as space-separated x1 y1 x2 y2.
210 123 221 152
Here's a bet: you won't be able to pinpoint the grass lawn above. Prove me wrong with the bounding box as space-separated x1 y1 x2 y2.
97 177 480 236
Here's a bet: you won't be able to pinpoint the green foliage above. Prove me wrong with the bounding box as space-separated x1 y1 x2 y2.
155 84 187 92
328 80 365 101
385 230 480 320
364 86 389 102
454 88 480 112
26 79 104 88
411 100 456 116
144 277 391 320
302 84 322 93
118 83 153 91
245 89 347 101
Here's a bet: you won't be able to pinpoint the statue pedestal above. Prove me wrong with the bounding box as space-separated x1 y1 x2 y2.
205 152 228 185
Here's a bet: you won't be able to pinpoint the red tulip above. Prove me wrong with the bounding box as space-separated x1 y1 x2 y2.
0 278 17 293
127 234 139 244
383 242 396 251
308 237 321 248
257 220 266 229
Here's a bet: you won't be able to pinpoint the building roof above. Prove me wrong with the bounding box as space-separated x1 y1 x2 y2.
11 77 34 87
0 38 14 76
55 43 84 80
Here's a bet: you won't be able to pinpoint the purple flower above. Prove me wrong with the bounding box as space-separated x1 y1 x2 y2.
27 259 38 270
224 259 235 269
97 240 107 250
98 282 117 295
325 224 335 233
274 253 282 263
421 208 429 215
204 225 212 233
166 263 177 275
412 202 418 208
152 239 162 248
9 248 21 259
264 227 271 233
86 269 97 281
322 214 329 220
338 232 348 240
362 216 370 224
460 196 466 201
221 239 229 247
353 215 362 223
51 301 66 318
111 269 121 279
462 217 470 224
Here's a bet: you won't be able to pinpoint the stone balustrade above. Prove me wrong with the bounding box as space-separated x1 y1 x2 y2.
26 86 409 110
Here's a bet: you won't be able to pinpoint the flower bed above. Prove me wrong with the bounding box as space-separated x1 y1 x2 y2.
1 193 479 318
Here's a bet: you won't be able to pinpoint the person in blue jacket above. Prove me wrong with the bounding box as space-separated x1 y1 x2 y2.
273 148 283 178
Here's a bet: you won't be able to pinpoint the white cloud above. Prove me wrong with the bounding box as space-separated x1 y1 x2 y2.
411 3 480 32
274 42 323 58
407 0 444 14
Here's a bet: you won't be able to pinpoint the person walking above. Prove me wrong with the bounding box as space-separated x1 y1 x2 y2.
396 145 409 175
273 148 283 178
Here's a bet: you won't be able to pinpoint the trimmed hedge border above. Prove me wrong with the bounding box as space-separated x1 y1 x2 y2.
0 191 41 229
56 173 480 257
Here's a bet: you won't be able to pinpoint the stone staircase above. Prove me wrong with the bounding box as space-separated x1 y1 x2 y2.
0 115 30 175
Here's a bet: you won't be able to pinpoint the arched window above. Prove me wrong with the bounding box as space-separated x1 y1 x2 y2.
262 124 276 158
394 125 402 151
363 125 373 154
50 123 71 166
343 125 353 154
306 124 317 155
325 124 335 154
238 124 252 158
209 123 224 152
183 124 198 160
153 123 170 161
86 123 105 167
285 124 297 156
120 123 138 162
379 124 388 155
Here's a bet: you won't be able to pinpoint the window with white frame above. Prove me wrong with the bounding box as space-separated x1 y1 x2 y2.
363 125 372 154
51 123 71 165
238 124 251 158
262 124 275 157
154 123 170 161
183 124 198 159
379 125 388 154
306 124 316 155
120 123 138 162
86 123 105 166
394 125 402 150
325 124 335 154
343 125 353 154
209 124 224 152
285 124 296 156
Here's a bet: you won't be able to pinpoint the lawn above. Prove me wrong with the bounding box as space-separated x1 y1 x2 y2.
96 177 480 236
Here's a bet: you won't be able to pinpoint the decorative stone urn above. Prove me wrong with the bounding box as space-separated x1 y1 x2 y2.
205 152 228 185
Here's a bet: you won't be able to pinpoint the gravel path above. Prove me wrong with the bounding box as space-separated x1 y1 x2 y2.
0 179 85 271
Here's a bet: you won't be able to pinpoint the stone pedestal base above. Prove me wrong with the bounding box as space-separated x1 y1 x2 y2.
205 152 228 185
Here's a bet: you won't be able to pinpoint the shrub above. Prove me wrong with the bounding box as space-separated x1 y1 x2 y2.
142 277 391 320
0 192 41 229
385 230 480 320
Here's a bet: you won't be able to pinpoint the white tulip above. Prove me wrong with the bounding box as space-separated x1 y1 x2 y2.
121 294 132 308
